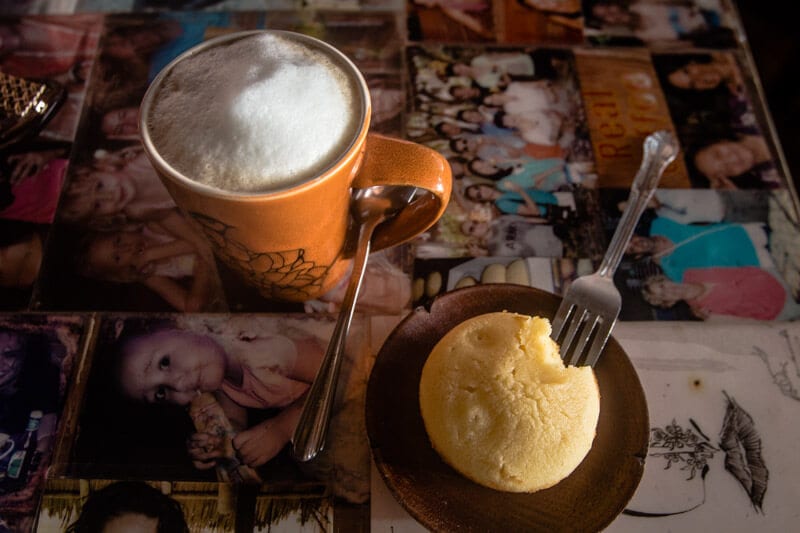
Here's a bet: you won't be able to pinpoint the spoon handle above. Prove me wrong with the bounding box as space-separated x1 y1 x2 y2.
292 218 378 462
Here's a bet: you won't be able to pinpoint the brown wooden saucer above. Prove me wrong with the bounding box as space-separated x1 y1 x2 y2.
366 284 649 532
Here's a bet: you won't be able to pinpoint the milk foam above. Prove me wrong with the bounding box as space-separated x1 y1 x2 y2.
148 33 361 193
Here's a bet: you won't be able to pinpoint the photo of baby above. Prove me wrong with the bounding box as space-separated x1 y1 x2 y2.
71 216 222 313
30 13 229 313
67 314 373 504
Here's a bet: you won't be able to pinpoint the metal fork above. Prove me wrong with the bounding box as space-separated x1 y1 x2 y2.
551 130 679 367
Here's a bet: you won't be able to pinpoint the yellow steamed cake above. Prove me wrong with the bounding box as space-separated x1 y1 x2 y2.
419 312 600 493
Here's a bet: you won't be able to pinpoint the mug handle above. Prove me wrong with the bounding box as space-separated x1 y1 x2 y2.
352 133 452 251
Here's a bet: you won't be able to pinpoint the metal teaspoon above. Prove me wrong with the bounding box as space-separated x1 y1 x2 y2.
292 184 419 462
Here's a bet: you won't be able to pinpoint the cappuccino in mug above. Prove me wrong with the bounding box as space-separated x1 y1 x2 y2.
145 31 363 193
140 30 450 302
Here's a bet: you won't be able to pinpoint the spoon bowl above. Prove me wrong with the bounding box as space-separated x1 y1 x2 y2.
351 185 419 224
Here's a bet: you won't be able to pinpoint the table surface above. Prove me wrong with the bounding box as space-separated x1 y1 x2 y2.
1 1 799 532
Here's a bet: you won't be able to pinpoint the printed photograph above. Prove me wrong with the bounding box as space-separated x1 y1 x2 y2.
406 44 603 260
497 0 584 43
36 479 333 532
0 14 103 143
1 14 103 313
55 313 373 526
411 255 598 306
407 0 496 43
1 140 71 226
573 47 690 188
599 188 800 320
33 12 254 312
0 315 89 533
652 51 784 190
0 221 48 311
582 0 736 49
262 9 405 73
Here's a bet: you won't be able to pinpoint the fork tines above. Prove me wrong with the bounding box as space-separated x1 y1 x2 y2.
550 274 621 368
551 301 615 368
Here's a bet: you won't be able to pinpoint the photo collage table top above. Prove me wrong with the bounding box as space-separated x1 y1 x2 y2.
1 1 799 532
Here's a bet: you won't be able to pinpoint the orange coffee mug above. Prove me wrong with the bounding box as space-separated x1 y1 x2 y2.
140 30 450 301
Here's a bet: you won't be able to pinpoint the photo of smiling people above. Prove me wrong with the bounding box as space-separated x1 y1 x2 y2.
653 52 785 189
599 189 800 321
0 314 88 533
406 44 603 260
414 172 606 260
582 0 736 48
453 179 606 258
652 51 784 190
406 45 592 159
65 314 373 509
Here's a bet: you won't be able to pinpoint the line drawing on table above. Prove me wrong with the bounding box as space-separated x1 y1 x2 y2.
189 212 332 300
624 417 717 517
719 391 768 512
650 418 717 482
753 329 800 402
624 391 768 517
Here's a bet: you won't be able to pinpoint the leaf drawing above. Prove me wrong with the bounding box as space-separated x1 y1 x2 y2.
719 391 768 512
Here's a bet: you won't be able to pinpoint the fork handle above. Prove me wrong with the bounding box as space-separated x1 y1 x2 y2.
597 130 679 279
